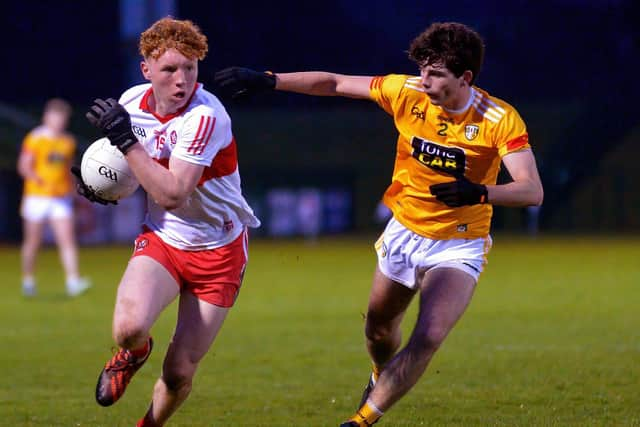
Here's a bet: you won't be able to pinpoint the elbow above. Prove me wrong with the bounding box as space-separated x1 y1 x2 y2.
154 192 187 211
150 176 196 210
530 186 544 207
16 163 27 178
159 197 185 211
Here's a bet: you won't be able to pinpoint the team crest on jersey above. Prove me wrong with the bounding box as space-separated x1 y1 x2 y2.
135 238 149 251
464 124 480 141
170 130 177 145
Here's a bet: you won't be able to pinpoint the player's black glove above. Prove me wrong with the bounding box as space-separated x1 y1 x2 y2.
429 176 488 207
86 98 137 154
70 165 117 205
213 67 276 98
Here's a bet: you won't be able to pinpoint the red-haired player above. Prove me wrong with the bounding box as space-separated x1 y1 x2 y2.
75 17 260 426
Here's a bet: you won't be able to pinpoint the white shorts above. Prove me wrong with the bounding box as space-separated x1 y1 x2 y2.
375 217 492 289
21 195 73 222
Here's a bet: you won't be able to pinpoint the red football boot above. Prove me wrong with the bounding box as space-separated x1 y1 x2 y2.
95 337 153 406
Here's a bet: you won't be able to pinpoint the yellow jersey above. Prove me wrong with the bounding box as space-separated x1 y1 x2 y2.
21 126 76 197
370 74 530 239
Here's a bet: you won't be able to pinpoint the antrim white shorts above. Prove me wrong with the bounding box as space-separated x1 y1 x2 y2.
375 217 492 288
20 195 73 222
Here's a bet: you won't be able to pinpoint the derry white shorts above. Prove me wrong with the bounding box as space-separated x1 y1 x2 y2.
20 195 73 222
375 217 492 289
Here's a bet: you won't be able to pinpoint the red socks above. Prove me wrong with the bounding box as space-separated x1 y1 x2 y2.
130 338 151 359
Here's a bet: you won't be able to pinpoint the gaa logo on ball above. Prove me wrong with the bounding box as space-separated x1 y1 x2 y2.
98 165 118 182
81 137 139 201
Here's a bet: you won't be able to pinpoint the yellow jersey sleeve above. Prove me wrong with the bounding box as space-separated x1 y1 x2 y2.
369 74 408 115
494 107 530 157
22 132 39 153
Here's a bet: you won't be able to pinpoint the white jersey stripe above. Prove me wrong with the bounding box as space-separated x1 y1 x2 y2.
472 94 504 123
404 83 426 93
479 98 506 117
480 96 506 114
474 104 500 123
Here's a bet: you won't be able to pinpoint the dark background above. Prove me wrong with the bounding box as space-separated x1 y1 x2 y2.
3 1 636 105
1 0 639 240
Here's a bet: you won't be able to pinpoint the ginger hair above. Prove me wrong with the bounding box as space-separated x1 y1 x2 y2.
139 17 208 61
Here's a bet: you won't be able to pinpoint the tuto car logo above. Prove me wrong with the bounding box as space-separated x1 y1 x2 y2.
411 136 466 176
98 165 118 181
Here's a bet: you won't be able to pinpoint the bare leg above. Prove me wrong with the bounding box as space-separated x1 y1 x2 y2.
95 256 181 408
112 256 180 350
365 266 416 367
144 292 229 426
21 219 45 279
369 267 476 411
49 216 79 280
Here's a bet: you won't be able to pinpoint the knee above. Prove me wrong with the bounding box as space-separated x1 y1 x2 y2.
162 364 194 393
22 234 40 248
365 311 396 343
112 320 148 349
409 327 448 354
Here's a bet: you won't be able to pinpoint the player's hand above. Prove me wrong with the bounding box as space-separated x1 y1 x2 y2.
70 165 117 205
86 98 137 154
213 67 276 98
429 176 488 207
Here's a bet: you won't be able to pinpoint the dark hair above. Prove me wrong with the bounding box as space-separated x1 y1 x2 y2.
408 22 485 85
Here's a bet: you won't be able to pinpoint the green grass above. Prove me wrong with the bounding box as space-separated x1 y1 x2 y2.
0 235 638 426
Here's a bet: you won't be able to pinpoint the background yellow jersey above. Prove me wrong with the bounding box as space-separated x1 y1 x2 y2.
370 74 531 239
21 126 76 197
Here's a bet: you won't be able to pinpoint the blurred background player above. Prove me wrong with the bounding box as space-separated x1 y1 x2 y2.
213 21 543 426
17 98 90 297
74 17 260 426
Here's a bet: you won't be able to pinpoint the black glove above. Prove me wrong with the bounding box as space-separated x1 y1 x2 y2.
213 67 276 98
70 165 117 205
86 98 137 154
429 176 488 207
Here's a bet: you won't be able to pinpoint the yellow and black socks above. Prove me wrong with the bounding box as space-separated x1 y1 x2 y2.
348 399 384 426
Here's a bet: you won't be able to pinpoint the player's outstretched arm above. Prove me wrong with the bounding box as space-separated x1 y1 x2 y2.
274 72 373 99
213 67 373 100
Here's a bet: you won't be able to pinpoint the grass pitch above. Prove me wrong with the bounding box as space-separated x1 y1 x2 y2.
0 234 638 426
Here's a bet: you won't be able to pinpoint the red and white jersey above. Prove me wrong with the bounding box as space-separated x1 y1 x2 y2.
119 83 260 250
